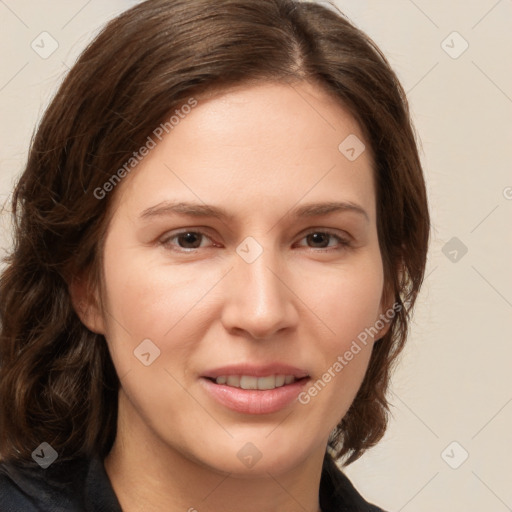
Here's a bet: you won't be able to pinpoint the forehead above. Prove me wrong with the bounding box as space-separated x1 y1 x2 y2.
111 80 376 223
190 79 367 151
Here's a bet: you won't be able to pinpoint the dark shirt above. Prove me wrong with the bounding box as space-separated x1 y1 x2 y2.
0 452 387 511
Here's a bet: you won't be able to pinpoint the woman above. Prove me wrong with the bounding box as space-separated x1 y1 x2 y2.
0 0 429 510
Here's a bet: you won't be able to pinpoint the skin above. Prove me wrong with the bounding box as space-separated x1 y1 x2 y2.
72 80 391 512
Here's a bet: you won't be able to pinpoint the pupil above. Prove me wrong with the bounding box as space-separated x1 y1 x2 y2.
177 233 329 249
309 233 327 247
180 232 200 248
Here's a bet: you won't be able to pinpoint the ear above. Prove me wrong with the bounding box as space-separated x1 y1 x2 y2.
375 259 407 341
68 272 106 335
375 283 396 340
376 311 392 340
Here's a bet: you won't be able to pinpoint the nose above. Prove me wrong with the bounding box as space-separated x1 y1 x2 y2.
220 243 299 340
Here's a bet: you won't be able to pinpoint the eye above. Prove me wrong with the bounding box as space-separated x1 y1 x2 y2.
161 230 216 251
160 228 351 253
296 230 351 251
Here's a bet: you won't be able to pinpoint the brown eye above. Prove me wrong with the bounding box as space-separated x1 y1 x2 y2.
297 230 351 251
162 230 214 251
175 232 203 249
306 232 330 248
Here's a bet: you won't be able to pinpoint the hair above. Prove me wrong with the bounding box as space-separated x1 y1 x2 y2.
0 0 429 471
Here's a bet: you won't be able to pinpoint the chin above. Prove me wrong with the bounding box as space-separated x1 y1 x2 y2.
195 440 310 477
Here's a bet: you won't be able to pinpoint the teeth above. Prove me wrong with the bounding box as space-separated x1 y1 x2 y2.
240 376 258 389
214 374 298 390
275 375 285 387
227 375 240 387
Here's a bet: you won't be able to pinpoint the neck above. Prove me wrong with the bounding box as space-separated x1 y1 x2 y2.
104 392 325 512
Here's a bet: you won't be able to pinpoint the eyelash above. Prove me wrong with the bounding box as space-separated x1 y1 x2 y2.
160 229 352 253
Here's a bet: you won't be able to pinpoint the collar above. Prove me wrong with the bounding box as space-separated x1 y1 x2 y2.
0 452 385 511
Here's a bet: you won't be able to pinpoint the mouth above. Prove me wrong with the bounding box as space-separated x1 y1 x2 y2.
200 372 311 415
200 363 311 414
204 374 307 390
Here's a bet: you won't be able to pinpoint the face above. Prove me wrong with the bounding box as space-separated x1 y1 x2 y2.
79 81 390 476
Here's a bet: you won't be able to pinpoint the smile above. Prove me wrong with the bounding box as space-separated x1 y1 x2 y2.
211 374 299 390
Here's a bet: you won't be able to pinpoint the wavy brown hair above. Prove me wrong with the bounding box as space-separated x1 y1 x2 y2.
0 0 429 468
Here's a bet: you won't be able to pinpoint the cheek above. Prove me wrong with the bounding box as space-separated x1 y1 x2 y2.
107 268 203 335
293 254 384 412
296 281 382 434
296 254 385 348
100 244 223 369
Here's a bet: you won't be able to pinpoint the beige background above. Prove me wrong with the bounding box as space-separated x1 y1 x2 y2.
1 1 511 510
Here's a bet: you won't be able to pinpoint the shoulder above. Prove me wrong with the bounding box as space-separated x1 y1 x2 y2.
0 456 84 511
0 454 122 512
0 470 39 512
320 453 389 512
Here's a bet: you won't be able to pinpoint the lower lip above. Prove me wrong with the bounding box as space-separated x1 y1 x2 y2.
199 377 310 415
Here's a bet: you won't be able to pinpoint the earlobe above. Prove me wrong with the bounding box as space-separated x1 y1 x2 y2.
376 285 396 341
69 274 106 335
376 314 392 340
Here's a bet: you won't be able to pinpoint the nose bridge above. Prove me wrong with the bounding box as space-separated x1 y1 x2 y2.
239 244 281 307
221 237 296 338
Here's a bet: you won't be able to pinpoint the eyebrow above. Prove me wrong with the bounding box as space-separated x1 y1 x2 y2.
139 200 369 223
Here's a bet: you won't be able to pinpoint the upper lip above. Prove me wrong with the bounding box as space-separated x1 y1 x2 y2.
202 363 310 379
